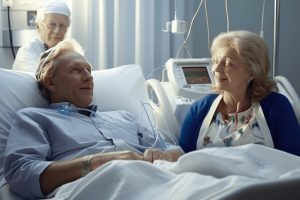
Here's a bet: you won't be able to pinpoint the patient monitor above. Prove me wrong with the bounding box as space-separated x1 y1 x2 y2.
166 58 213 99
146 58 214 139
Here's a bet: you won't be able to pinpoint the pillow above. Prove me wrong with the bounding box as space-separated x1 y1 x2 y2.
92 64 153 127
0 69 48 181
0 64 153 181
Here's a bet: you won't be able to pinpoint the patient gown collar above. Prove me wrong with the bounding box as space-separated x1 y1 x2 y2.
49 102 98 114
44 44 48 51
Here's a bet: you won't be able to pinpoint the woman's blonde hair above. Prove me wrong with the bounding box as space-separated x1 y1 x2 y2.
36 38 85 102
211 30 278 102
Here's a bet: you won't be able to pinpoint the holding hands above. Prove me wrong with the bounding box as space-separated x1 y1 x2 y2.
143 149 182 163
90 149 183 171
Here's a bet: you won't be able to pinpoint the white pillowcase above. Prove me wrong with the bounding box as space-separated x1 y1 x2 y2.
92 64 153 127
0 64 152 180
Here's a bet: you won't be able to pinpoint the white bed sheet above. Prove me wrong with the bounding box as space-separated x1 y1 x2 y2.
0 178 25 200
1 144 294 200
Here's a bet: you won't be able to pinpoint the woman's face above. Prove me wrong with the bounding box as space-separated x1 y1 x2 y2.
36 13 69 48
212 45 252 95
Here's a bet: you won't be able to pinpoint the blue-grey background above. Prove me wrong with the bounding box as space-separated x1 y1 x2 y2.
1 0 300 96
187 0 300 96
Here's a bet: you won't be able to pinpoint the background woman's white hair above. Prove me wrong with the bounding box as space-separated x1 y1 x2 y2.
35 0 71 26
36 14 71 27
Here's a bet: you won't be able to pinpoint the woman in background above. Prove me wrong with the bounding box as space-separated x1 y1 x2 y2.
179 30 300 156
12 0 71 72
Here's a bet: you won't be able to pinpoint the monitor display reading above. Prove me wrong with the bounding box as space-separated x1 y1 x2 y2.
182 67 211 84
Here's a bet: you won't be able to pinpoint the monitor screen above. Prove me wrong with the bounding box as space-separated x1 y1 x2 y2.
182 67 211 84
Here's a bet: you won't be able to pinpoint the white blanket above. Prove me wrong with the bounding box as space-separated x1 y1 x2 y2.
45 144 300 200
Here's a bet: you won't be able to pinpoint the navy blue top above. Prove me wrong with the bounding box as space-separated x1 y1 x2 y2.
179 92 300 156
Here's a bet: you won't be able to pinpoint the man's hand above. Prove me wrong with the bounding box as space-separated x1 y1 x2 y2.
90 151 144 171
143 149 183 163
40 151 143 195
40 150 182 195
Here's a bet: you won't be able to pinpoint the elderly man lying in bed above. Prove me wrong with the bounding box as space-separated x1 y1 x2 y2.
4 38 183 200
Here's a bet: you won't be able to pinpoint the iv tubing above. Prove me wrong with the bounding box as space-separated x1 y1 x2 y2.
204 0 211 55
140 101 165 149
182 34 192 58
260 0 266 38
176 0 204 58
146 65 165 80
60 105 165 150
225 0 230 32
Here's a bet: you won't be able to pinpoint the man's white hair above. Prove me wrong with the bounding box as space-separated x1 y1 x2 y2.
35 38 85 101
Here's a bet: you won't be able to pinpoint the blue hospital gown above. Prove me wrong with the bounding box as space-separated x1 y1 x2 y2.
4 102 181 200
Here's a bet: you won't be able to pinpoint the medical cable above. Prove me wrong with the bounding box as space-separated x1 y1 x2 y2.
146 65 165 98
225 0 230 32
140 101 166 149
146 65 165 80
58 104 167 150
176 0 204 58
60 106 158 149
140 101 157 135
174 0 192 58
155 128 179 146
159 67 167 82
182 34 192 58
139 102 178 147
260 0 266 39
204 0 211 55
174 0 178 20
7 6 15 59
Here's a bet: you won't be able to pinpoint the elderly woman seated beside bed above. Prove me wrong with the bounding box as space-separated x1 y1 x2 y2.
179 30 300 156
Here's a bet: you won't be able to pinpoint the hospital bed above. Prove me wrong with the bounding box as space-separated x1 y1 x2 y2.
1 63 300 199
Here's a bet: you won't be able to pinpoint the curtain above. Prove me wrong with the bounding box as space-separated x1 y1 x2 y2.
65 0 195 78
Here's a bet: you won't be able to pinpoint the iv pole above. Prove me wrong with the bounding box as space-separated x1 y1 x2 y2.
273 0 280 78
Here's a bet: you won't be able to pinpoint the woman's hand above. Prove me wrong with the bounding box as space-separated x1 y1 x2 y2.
143 149 183 163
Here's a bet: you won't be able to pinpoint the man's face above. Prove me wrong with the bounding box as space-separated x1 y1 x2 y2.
36 13 69 48
50 51 94 108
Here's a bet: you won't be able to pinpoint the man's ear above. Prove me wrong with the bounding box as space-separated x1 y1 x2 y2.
43 76 56 92
36 22 41 33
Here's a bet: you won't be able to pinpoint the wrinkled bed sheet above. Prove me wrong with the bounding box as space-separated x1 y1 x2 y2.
40 144 300 200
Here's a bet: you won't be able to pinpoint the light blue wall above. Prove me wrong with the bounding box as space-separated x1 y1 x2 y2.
0 0 42 69
278 0 300 95
190 0 300 96
1 0 300 96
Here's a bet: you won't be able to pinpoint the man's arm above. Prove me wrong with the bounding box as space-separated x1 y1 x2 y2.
40 151 143 195
41 149 183 195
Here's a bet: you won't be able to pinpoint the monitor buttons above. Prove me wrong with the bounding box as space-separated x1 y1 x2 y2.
183 85 191 88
